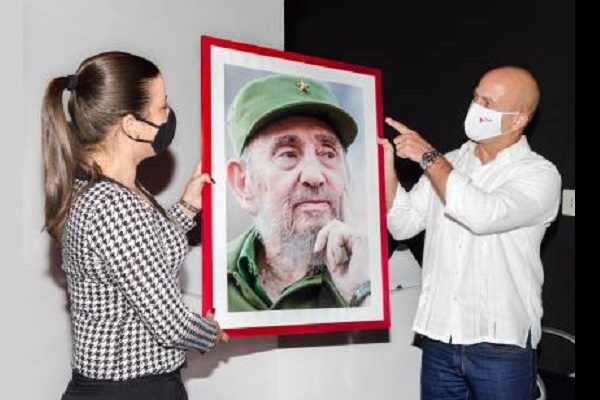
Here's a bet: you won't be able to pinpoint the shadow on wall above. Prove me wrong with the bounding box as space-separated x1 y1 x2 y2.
138 150 176 196
279 328 391 348
182 328 400 381
48 242 66 289
183 335 279 380
47 242 70 314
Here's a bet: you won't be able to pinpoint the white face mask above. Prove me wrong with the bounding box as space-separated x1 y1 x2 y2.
464 102 520 142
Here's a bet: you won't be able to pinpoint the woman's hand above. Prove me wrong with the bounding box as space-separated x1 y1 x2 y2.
181 161 214 211
205 309 230 344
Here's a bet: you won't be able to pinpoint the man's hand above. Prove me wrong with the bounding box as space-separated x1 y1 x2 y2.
385 117 453 201
313 220 369 303
385 117 435 164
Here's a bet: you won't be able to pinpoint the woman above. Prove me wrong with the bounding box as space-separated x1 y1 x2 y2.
41 51 228 400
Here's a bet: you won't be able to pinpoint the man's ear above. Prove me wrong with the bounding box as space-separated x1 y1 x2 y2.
512 113 531 131
226 159 258 215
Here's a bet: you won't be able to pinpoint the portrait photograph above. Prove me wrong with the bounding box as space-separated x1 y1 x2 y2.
201 36 389 337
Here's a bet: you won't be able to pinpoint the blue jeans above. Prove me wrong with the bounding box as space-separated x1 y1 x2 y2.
421 336 538 400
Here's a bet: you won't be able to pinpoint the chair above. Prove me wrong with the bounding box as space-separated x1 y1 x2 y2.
536 327 575 400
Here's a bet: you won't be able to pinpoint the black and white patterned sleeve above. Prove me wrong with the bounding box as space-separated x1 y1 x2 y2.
167 203 196 233
87 189 218 352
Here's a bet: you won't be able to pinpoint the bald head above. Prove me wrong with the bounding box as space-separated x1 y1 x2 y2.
481 66 540 114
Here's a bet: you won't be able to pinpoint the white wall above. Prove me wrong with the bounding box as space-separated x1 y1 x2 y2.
182 288 422 400
3 1 28 397
19 1 422 399
22 1 284 399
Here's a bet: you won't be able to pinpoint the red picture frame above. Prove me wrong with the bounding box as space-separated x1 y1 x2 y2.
201 35 389 337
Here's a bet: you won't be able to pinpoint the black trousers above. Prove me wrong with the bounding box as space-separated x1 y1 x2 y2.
61 368 187 400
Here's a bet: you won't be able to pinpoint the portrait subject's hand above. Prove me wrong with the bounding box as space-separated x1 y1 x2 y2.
313 220 369 303
385 117 435 164
181 161 214 210
205 309 230 345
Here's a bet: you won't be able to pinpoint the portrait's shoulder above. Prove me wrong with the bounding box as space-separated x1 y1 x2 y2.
227 229 255 272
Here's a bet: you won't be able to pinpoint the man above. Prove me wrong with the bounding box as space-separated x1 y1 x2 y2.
379 66 561 399
226 74 371 311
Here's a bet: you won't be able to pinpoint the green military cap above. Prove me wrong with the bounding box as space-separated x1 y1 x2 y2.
228 74 358 155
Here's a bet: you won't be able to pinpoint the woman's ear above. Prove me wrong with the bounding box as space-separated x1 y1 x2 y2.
226 159 258 215
121 114 139 138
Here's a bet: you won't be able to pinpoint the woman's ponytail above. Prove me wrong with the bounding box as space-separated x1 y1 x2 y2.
41 76 81 240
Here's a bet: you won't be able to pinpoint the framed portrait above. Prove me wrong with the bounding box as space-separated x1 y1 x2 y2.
201 36 389 337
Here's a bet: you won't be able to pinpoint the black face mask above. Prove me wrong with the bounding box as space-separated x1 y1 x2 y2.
125 107 177 154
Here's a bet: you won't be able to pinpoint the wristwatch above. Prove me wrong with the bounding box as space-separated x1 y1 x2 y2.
420 149 442 170
349 281 371 307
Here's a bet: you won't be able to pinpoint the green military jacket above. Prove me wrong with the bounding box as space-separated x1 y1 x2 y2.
227 228 349 311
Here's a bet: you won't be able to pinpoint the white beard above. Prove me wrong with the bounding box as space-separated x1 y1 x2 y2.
254 186 343 272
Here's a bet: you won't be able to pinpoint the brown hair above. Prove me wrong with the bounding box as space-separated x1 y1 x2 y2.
41 51 160 240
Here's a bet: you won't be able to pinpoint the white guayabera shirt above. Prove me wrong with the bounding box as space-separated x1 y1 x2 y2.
387 136 561 348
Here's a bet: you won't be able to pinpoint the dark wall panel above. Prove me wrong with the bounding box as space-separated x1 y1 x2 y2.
286 0 575 373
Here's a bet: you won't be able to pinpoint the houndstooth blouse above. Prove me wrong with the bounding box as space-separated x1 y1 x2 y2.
61 177 217 381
